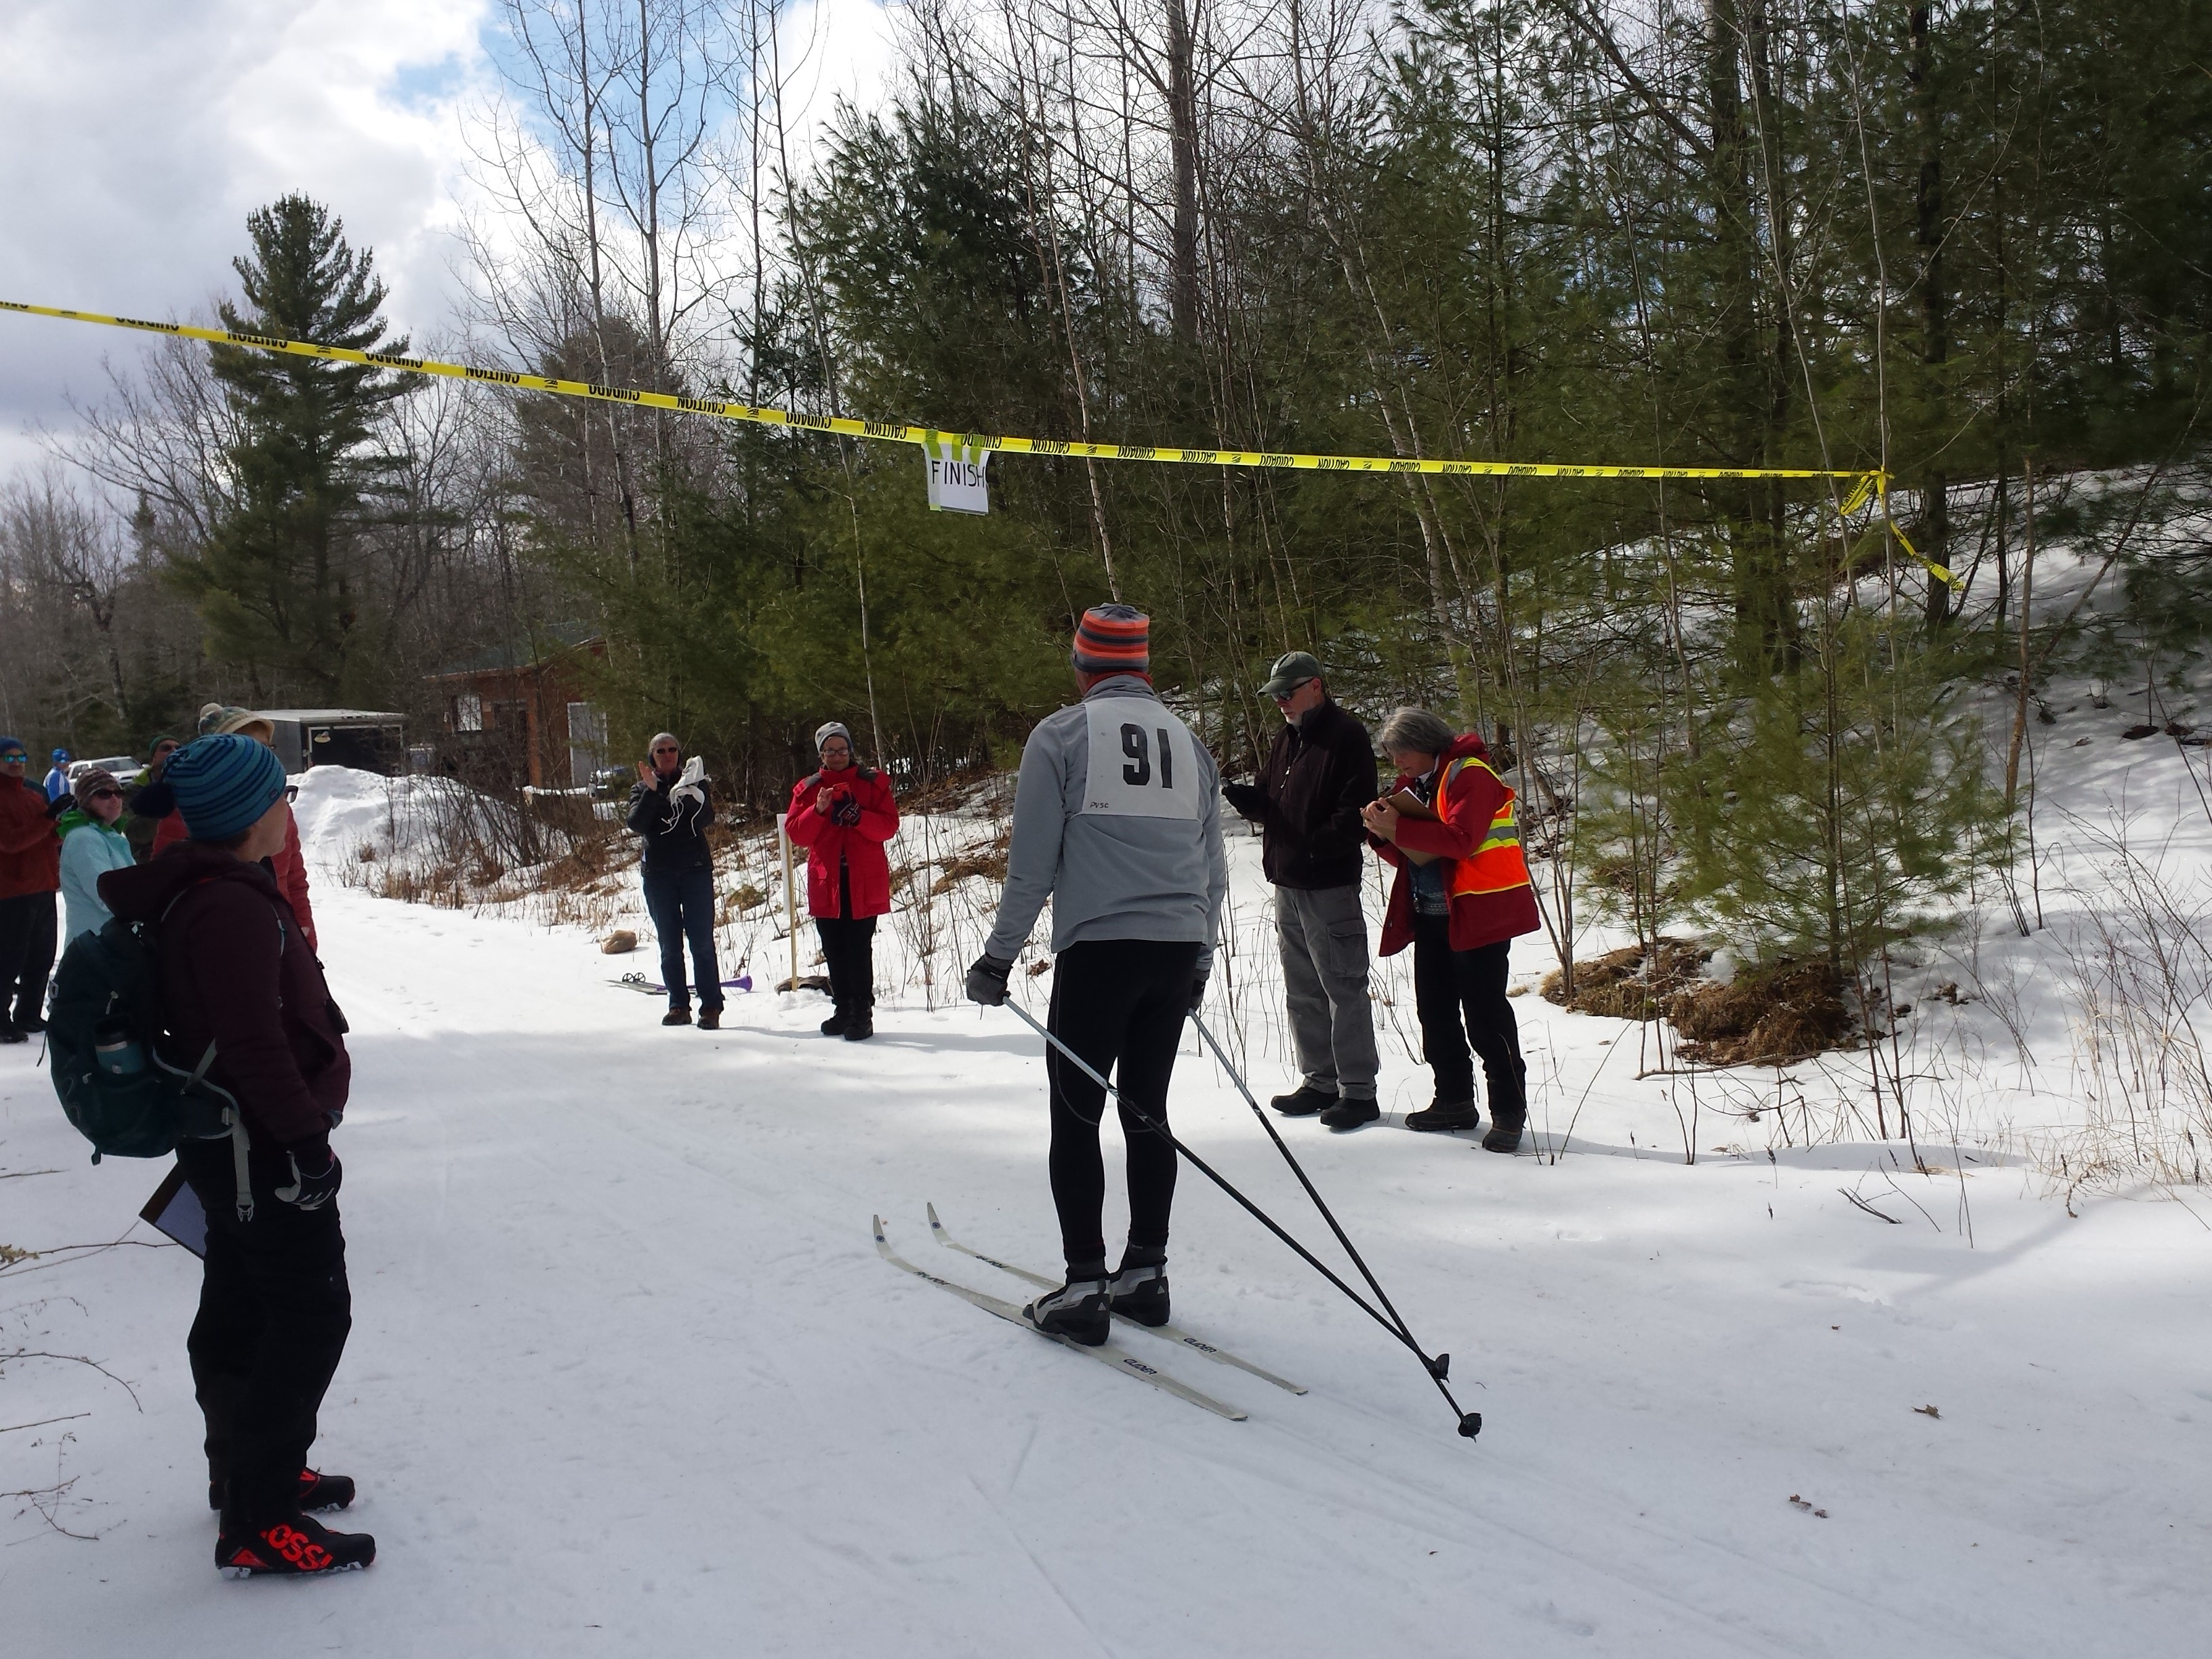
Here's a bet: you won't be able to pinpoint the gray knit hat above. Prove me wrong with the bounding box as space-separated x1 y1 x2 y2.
813 721 853 754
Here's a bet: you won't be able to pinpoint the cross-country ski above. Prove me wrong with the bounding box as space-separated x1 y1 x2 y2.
926 1202 1306 1393
872 1216 1246 1421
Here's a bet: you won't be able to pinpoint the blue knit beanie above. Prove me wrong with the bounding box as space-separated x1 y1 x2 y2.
143 734 289 842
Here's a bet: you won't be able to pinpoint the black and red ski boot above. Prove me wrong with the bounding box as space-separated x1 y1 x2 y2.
1107 1245 1170 1328
1023 1267 1111 1346
210 1467 356 1513
216 1511 375 1576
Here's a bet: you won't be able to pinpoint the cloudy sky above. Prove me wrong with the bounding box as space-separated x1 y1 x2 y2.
0 0 897 481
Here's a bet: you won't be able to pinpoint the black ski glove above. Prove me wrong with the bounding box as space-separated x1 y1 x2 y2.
832 795 862 827
274 1148 342 1212
965 954 1015 1006
1189 972 1210 1015
43 792 75 820
1221 781 1264 821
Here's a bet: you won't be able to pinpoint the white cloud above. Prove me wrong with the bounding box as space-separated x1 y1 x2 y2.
0 0 499 477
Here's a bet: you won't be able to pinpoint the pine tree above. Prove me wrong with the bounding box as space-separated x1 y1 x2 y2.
170 194 410 698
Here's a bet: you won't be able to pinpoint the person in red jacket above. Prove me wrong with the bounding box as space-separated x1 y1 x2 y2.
0 734 66 1041
1360 707 1541 1151
101 733 371 1576
785 721 898 1041
148 710 316 951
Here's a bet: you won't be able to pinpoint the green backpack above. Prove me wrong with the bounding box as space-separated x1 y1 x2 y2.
47 908 240 1168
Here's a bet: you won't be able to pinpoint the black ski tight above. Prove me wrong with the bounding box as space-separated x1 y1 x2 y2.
1045 938 1200 1273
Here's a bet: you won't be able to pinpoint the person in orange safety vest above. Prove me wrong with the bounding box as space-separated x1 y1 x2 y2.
1360 707 1540 1151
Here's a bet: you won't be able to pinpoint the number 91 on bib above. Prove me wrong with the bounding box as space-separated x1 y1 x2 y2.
1082 701 1203 820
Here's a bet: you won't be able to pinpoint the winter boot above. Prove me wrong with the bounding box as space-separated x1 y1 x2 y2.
1481 1107 1526 1153
216 1511 375 1576
1270 1084 1336 1117
1319 1097 1380 1132
1405 1099 1480 1132
210 1468 356 1513
842 1011 874 1042
1108 1244 1170 1328
1024 1267 1111 1347
819 1007 851 1037
0 1026 23 1045
697 1008 721 1031
661 1006 691 1027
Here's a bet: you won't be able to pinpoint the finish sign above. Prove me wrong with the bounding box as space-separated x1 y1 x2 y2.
925 438 991 514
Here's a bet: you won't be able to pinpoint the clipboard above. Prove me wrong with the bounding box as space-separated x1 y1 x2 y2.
140 1164 208 1258
1382 789 1447 867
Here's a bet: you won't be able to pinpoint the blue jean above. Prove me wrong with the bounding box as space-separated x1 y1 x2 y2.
642 866 723 1010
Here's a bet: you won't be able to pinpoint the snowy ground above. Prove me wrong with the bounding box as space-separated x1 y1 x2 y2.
6 745 2211 1654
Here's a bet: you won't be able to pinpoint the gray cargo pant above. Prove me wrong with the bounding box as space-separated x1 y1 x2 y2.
1275 884 1379 1102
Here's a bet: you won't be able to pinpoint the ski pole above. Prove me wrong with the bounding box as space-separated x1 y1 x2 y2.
1189 1012 1450 1383
1002 1000 1481 1440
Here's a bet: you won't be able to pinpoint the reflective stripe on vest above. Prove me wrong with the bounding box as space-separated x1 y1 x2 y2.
1440 756 1534 898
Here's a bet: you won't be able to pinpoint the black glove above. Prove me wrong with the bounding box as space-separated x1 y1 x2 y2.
832 795 862 827
1221 781 1264 821
43 792 75 820
1189 972 1209 1015
274 1148 342 1211
965 954 1015 1006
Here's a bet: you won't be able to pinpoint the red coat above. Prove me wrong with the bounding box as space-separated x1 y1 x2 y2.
1372 733 1541 957
153 802 317 952
785 765 898 919
0 778 61 898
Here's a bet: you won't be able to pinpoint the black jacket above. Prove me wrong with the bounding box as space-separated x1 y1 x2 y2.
1233 699 1378 890
625 774 714 874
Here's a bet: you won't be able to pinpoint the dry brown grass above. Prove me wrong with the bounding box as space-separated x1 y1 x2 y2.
1542 937 1711 1021
930 830 1010 895
1666 959 1855 1067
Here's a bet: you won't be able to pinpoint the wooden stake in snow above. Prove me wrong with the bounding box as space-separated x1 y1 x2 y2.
778 811 799 992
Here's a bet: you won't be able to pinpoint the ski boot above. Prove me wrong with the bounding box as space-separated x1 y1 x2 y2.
216 1511 375 1576
1024 1267 1111 1347
1108 1244 1170 1328
210 1467 356 1513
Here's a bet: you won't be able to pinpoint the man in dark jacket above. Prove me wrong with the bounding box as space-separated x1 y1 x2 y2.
0 734 66 1042
102 733 372 1576
1222 654 1383 1128
626 731 724 1028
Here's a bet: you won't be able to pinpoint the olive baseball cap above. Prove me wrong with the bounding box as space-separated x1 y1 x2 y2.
1258 651 1324 698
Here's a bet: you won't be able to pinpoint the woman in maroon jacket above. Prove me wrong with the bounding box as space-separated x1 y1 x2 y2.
785 720 898 1040
1361 708 1541 1151
101 733 373 1577
0 734 65 1041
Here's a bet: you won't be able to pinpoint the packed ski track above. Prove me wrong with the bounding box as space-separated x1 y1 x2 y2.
7 716 2212 1654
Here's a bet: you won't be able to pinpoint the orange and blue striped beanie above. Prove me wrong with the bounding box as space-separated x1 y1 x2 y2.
1071 604 1150 678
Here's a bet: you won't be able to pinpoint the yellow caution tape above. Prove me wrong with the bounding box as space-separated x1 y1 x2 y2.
6 300 1897 493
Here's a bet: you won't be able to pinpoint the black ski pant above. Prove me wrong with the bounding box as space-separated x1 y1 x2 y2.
816 916 876 1014
1046 938 1200 1273
0 888 57 1030
644 865 723 1012
1411 918 1526 1122
176 1139 352 1529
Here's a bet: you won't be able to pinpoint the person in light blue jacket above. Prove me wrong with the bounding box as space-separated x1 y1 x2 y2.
58 766 135 941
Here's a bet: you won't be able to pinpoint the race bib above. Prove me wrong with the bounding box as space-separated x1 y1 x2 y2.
1081 700 1203 819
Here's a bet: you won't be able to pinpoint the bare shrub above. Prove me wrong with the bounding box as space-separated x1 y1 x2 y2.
1668 961 1856 1067
1542 937 1710 1020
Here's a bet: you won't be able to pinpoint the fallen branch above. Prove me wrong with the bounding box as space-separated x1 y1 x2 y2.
1838 1187 1903 1224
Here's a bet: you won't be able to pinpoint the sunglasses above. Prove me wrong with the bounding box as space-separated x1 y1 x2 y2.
1270 680 1315 703
88 787 123 801
0 753 26 764
652 746 680 756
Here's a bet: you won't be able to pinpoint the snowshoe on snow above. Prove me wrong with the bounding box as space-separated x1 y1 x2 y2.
1269 1084 1334 1117
216 1512 375 1576
1109 1246 1170 1328
1023 1272 1111 1346
209 1468 355 1513
1405 1099 1479 1132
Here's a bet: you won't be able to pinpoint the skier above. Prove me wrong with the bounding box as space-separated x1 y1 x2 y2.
1221 651 1382 1129
1359 707 1540 1150
626 732 724 1029
965 605 1227 1344
102 734 371 1575
785 721 898 1041
43 747 72 801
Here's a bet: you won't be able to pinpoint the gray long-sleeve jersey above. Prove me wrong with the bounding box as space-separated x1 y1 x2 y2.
983 674 1228 972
